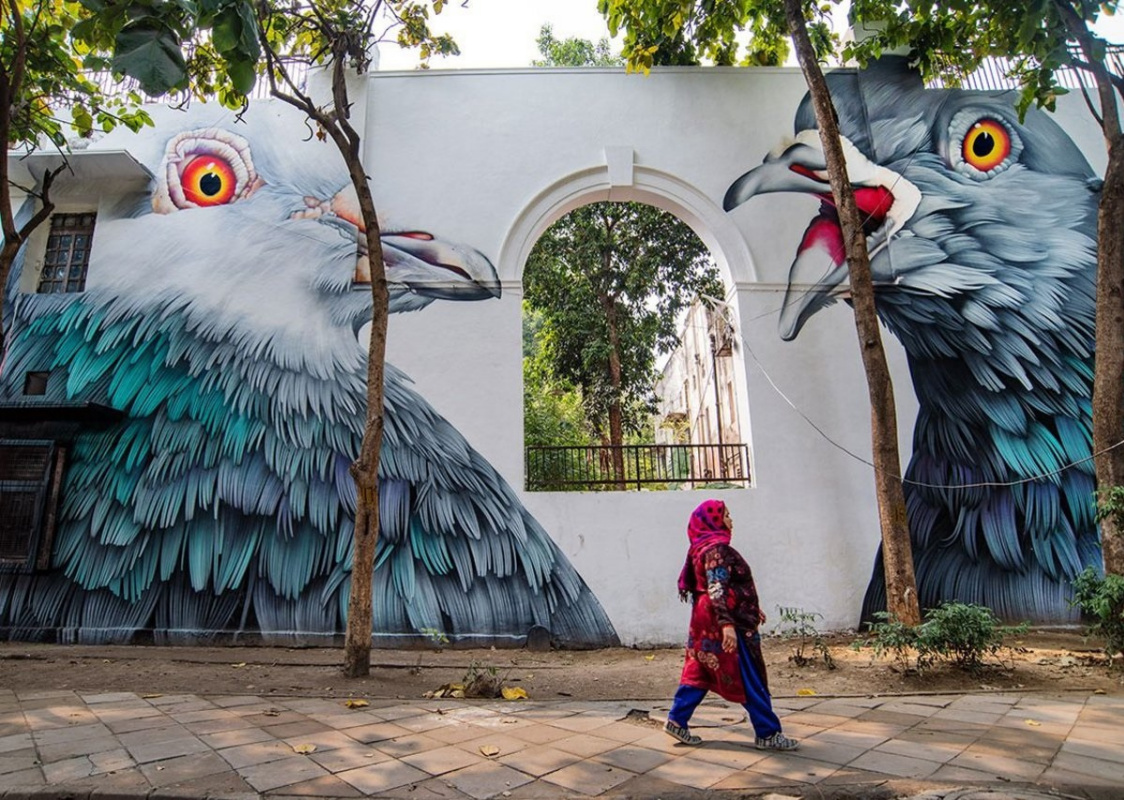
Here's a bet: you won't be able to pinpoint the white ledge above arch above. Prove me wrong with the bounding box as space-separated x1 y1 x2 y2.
498 162 759 288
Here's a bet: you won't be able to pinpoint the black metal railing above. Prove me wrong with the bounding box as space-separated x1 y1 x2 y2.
525 443 750 491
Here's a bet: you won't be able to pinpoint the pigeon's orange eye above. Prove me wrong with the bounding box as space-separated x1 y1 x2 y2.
962 120 1011 173
180 156 238 206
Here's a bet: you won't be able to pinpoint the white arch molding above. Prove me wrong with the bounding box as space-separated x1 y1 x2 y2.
496 161 760 288
501 157 759 489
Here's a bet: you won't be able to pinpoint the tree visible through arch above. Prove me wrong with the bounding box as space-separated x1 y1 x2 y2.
523 201 723 488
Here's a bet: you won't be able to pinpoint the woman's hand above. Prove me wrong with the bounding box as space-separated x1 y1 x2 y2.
759 610 767 625
721 625 737 653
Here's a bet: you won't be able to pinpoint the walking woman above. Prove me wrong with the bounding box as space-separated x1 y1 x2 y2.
664 499 798 750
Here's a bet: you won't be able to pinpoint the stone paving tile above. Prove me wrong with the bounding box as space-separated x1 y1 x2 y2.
709 767 804 791
847 749 942 778
87 747 135 775
545 733 619 759
678 740 771 771
308 742 392 773
873 736 969 763
931 707 1005 726
125 734 211 764
0 754 41 776
345 720 412 744
209 694 267 708
396 713 466 734
32 721 113 746
0 767 44 787
267 772 365 797
948 746 1048 781
200 725 276 749
281 728 360 754
105 713 178 734
1039 765 1124 788
749 753 842 784
37 734 122 762
811 725 892 750
1061 736 1124 765
312 711 384 731
427 722 499 745
818 765 901 786
1049 751 1124 782
496 745 583 777
0 734 33 755
453 732 532 759
582 721 653 744
237 754 330 792
786 736 865 766
116 723 194 748
240 709 308 727
337 759 430 794
540 758 635 795
876 701 944 718
183 713 256 736
542 712 618 734
928 762 1008 783
590 744 677 774
402 743 490 777
374 775 473 800
218 738 296 769
80 692 137 705
808 699 880 717
40 754 96 783
779 711 855 730
371 704 431 722
281 698 347 715
441 760 534 800
262 719 333 740
970 732 1062 764
374 732 445 758
646 753 736 789
138 750 231 787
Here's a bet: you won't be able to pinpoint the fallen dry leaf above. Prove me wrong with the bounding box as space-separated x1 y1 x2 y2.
262 709 281 717
344 699 370 709
231 662 247 668
293 743 317 755
480 745 500 757
644 655 655 661
1025 719 1042 727
501 686 528 701
796 688 817 696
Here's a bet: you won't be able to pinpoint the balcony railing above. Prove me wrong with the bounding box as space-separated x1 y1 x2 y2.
525 443 750 491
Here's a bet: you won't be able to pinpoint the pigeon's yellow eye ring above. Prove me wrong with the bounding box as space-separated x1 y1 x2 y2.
181 156 238 207
962 120 1011 173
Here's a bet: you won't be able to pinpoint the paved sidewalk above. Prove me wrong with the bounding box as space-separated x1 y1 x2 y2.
0 687 1121 799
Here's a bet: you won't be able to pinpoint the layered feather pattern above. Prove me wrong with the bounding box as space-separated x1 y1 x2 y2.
0 103 617 647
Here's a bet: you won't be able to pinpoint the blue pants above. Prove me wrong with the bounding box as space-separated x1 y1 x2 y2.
667 634 782 739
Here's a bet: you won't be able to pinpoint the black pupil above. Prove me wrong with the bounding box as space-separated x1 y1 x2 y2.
200 172 223 197
973 131 995 157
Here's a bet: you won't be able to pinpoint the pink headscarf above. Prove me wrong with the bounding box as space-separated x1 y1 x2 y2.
677 499 732 598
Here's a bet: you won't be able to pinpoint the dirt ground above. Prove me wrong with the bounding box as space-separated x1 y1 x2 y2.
0 630 1120 702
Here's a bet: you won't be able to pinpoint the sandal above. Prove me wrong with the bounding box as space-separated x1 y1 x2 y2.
664 720 702 746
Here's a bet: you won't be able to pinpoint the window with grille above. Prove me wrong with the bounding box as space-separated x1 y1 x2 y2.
0 441 59 569
37 213 96 294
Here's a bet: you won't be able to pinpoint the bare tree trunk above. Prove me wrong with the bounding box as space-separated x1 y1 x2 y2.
1091 83 1124 576
783 0 920 624
604 299 627 487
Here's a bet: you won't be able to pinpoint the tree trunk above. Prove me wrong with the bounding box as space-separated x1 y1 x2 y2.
783 0 920 624
604 298 627 487
1090 80 1124 576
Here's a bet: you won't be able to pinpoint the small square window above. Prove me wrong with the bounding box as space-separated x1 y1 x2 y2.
23 372 48 396
37 213 96 294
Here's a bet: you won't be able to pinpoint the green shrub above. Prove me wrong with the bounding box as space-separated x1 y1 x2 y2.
775 607 835 669
855 602 1028 673
915 602 1028 672
853 611 916 672
1071 567 1124 668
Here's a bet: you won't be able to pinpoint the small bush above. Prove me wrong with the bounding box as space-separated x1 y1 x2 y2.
915 602 1028 672
855 602 1028 673
853 611 916 672
775 606 835 669
1071 567 1124 669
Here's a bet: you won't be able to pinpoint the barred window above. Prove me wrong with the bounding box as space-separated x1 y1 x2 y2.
37 213 96 294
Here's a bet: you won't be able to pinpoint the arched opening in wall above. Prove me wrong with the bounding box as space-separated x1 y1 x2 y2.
520 199 750 492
